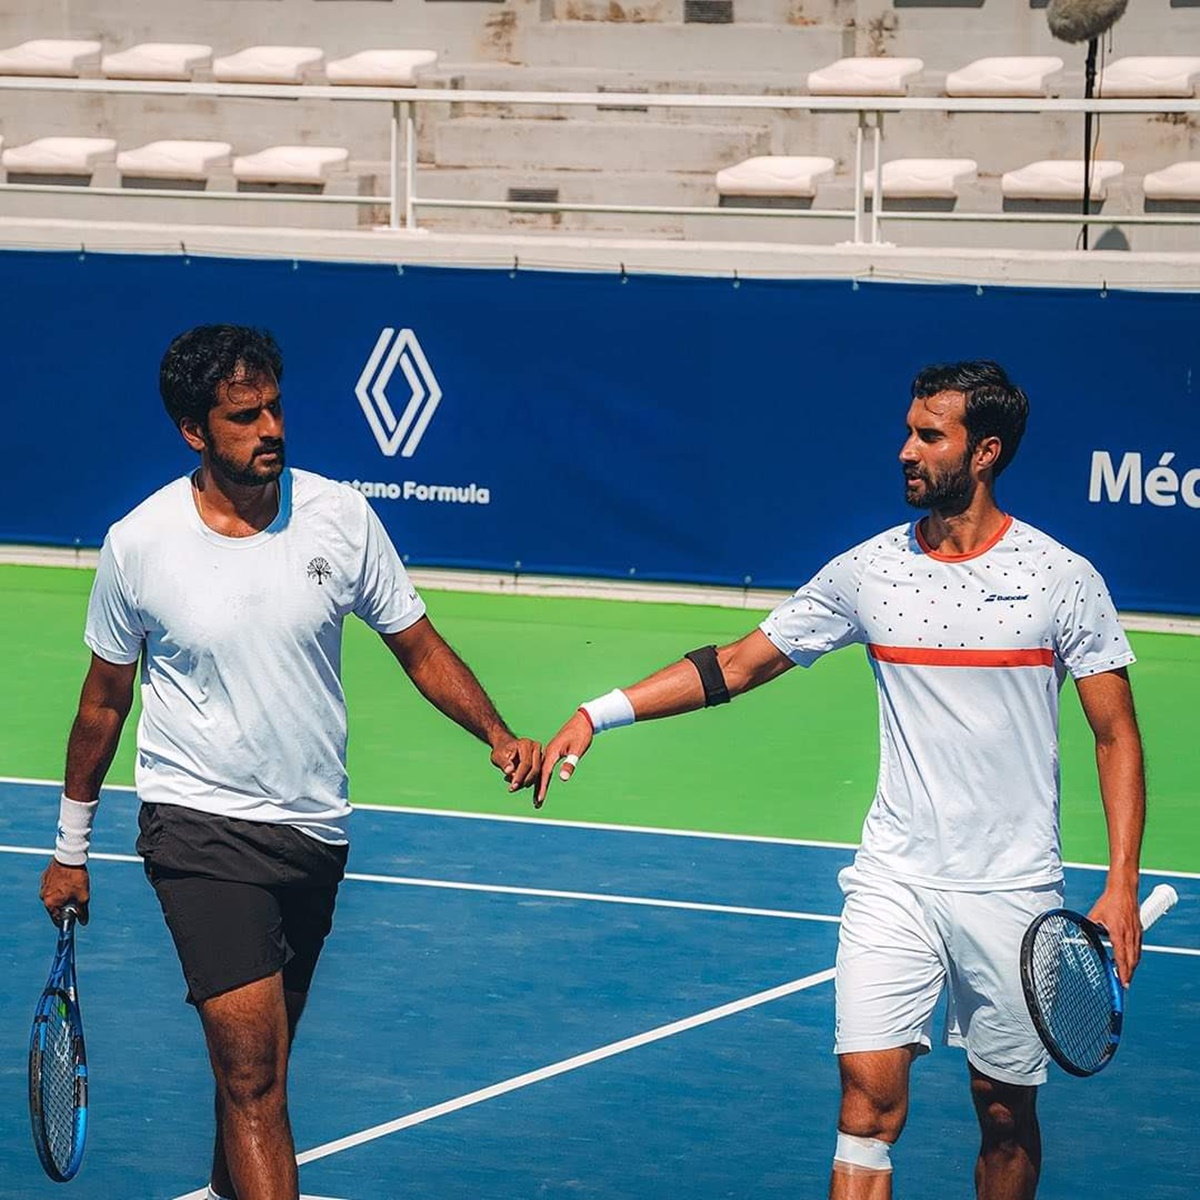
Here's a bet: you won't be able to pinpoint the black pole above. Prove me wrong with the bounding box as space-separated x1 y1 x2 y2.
1082 36 1098 250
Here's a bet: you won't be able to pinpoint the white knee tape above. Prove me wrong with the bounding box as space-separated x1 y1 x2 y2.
834 1132 893 1172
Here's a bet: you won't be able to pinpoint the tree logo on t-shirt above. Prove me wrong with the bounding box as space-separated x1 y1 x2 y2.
306 557 333 586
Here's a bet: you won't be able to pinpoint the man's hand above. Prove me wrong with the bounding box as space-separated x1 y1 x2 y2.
40 860 90 926
490 735 544 795
535 711 594 809
1088 883 1142 986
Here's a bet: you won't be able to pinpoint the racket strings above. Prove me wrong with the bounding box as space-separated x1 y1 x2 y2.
1031 914 1116 1073
38 1000 81 1173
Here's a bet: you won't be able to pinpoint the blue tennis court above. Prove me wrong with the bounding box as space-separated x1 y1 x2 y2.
2 777 1198 1199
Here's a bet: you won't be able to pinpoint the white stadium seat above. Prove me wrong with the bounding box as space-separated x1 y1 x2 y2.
102 43 213 81
1143 161 1200 202
326 49 438 86
807 57 924 97
232 145 350 185
1099 56 1200 98
2 136 117 174
212 46 324 85
117 140 233 180
1001 159 1125 201
863 158 978 199
0 39 102 77
944 57 1064 98
715 155 836 199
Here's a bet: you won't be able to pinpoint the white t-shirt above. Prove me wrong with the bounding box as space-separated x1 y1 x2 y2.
760 516 1135 891
85 468 427 842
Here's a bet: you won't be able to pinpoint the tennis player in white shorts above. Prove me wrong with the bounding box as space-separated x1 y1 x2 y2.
835 865 1060 1086
537 360 1147 1200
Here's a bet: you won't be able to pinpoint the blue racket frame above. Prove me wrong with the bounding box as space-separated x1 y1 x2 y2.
28 907 89 1182
1020 906 1125 1078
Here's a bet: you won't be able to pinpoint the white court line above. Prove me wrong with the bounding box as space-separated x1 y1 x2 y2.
0 843 838 925
0 845 142 864
5 843 1196 956
344 869 842 923
168 969 835 1198
5 773 1200 880
293 967 836 1166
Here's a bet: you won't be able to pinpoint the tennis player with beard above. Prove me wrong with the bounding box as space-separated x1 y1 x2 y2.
39 325 542 1200
536 360 1146 1200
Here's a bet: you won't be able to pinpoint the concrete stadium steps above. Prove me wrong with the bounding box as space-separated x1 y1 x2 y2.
409 164 714 234
0 3 517 68
432 115 771 172
0 74 1191 192
514 19 843 73
542 0 851 28
437 60 834 99
685 174 1200 254
0 88 422 164
410 165 1200 255
0 166 376 229
859 112 1200 184
842 2 1200 63
4 0 1196 75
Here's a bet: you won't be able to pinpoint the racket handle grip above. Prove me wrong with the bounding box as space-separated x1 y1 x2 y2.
1139 884 1179 931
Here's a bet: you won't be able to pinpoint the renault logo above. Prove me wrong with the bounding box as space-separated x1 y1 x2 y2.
355 328 443 458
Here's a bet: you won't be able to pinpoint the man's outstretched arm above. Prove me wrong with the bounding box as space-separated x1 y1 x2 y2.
1076 666 1146 986
381 616 542 792
535 628 793 806
40 653 138 924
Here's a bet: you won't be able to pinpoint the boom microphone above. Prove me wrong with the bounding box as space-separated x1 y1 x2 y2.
1046 0 1128 43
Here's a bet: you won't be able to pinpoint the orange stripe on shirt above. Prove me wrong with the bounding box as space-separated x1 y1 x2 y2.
868 645 1055 668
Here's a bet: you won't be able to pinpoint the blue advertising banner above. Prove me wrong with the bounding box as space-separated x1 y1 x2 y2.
0 250 1197 612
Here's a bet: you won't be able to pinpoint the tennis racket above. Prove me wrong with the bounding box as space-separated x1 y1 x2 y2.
28 904 89 1181
1020 882 1179 1078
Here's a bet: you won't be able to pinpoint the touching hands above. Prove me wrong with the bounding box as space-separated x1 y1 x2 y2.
491 734 544 794
535 710 594 809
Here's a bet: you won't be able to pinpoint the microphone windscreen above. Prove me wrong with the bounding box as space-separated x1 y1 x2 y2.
1047 0 1128 42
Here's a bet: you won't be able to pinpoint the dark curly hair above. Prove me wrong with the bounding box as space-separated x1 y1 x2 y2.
911 360 1028 477
159 325 284 429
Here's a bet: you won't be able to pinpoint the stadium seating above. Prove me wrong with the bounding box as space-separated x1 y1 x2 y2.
1 137 117 179
944 57 1063 98
715 156 836 204
326 50 438 87
1143 161 1200 202
101 43 214 82
807 57 924 96
212 46 324 85
232 145 350 188
1099 57 1200 98
117 140 233 183
863 158 979 200
1001 159 1125 201
0 0 1196 249
0 40 101 77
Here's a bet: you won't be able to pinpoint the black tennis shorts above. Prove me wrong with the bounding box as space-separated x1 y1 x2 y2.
137 802 349 1006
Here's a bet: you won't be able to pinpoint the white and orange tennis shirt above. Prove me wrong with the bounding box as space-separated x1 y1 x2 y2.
760 516 1135 892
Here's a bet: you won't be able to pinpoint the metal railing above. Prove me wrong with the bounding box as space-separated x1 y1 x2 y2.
2 76 1199 243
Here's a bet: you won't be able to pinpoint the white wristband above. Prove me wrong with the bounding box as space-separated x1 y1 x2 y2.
54 794 99 867
579 688 636 734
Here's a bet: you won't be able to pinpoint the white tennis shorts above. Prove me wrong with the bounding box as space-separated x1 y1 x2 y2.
834 864 1062 1086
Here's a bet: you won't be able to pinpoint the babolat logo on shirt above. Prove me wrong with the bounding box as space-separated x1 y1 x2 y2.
306 557 333 585
985 594 1030 602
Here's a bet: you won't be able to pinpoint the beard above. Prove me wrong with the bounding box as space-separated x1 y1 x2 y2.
208 439 286 487
904 451 975 513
